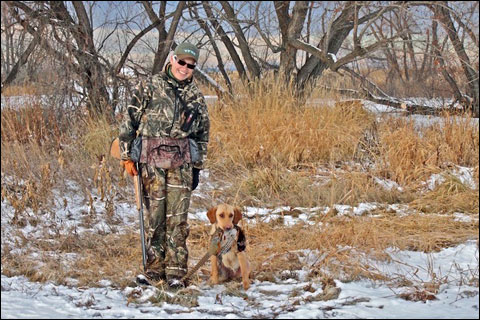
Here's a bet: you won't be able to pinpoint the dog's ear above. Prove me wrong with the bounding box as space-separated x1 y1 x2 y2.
233 207 242 225
206 207 217 224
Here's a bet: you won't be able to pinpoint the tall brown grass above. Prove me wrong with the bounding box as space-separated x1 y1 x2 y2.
2 84 41 96
209 76 375 170
378 115 479 187
247 213 478 283
1 103 122 221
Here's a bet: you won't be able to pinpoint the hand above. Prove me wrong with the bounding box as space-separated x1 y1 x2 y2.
192 168 200 190
122 159 138 176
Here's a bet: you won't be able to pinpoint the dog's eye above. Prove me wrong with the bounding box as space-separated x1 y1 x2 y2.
229 214 233 218
219 213 224 218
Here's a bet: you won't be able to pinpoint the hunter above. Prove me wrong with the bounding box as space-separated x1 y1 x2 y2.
118 42 210 289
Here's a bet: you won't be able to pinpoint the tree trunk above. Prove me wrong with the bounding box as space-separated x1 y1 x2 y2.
52 1 110 114
1 21 42 89
220 1 261 80
431 2 479 116
190 5 232 94
202 1 248 82
296 2 356 93
277 1 309 82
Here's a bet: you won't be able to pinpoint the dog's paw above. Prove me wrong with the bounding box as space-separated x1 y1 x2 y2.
242 279 250 290
209 276 219 286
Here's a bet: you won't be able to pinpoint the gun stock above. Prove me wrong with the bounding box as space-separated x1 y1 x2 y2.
133 174 141 210
110 137 121 160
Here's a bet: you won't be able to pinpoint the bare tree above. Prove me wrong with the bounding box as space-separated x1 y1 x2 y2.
3 1 110 114
220 1 261 80
275 1 309 81
2 1 478 117
188 2 233 94
2 1 189 116
201 1 249 82
1 1 35 86
141 1 186 75
429 1 479 116
287 2 402 93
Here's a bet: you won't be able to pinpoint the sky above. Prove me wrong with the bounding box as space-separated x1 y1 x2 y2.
1 100 479 319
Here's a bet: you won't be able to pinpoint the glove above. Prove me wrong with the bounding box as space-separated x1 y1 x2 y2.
192 168 200 190
122 159 138 176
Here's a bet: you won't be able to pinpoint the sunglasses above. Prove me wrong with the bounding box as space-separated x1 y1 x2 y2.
174 55 196 70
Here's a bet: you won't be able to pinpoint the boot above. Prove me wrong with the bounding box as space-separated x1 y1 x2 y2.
145 249 165 281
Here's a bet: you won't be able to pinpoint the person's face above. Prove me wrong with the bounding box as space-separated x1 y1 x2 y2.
170 55 196 81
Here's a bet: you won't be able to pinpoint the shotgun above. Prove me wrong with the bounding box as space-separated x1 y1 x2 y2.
110 137 147 271
134 163 147 271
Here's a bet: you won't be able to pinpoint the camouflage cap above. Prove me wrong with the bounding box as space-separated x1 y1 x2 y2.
174 42 199 62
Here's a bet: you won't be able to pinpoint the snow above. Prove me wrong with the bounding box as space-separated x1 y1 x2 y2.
2 240 478 318
2 169 478 318
425 166 477 191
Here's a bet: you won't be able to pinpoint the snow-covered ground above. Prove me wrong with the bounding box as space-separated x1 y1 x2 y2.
2 165 478 318
1 236 478 319
1 240 478 318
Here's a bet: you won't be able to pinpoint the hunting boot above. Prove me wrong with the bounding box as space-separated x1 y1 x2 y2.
145 247 166 282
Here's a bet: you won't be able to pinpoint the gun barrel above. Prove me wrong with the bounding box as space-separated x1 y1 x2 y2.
134 165 147 271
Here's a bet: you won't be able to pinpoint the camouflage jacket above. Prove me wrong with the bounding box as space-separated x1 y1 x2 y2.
119 64 210 169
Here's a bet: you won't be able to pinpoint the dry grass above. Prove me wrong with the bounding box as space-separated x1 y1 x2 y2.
1 230 141 288
410 173 479 214
208 79 373 170
3 211 475 289
377 115 479 187
246 213 478 282
1 78 478 291
1 103 122 216
1 84 41 96
207 76 383 206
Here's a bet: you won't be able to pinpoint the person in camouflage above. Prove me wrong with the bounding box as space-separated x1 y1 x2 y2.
118 42 209 289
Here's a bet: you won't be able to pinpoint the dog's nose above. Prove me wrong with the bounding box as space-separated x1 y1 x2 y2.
225 226 232 231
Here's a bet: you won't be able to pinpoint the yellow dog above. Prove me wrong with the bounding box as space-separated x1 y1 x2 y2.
206 204 251 290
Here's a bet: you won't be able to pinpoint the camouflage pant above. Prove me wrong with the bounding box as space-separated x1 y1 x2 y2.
140 163 193 279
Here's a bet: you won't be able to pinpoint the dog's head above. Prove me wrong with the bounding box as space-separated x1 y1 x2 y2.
206 204 242 231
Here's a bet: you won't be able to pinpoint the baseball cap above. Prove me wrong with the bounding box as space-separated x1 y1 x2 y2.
174 42 199 62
